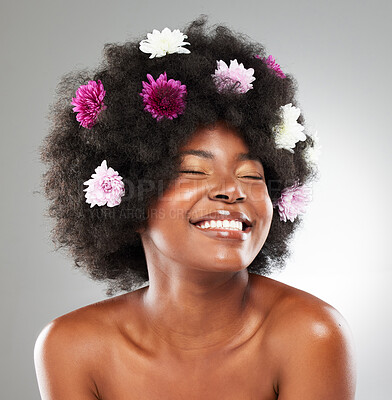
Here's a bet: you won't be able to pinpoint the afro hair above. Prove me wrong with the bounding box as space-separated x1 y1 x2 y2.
39 15 318 296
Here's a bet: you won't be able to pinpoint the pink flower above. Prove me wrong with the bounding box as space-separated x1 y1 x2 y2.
274 182 312 222
71 80 107 129
255 54 286 79
140 72 187 121
83 160 125 207
212 59 255 94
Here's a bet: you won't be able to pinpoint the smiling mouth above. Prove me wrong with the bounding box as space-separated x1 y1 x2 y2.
189 220 252 234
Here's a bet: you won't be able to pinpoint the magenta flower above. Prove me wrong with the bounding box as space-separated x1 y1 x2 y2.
274 182 312 222
255 54 286 79
83 160 125 207
71 80 107 129
140 72 187 121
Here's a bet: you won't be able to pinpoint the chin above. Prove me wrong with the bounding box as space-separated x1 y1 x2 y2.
191 254 251 273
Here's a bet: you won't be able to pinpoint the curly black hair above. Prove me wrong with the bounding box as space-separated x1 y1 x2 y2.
39 15 317 296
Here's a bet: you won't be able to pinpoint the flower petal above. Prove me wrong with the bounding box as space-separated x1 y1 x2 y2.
83 160 125 208
273 103 306 152
212 59 256 94
139 72 187 121
274 182 312 222
139 27 191 58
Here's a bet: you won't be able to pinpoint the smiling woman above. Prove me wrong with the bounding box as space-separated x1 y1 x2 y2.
34 15 356 400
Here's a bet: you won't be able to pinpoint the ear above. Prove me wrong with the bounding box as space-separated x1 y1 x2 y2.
135 226 146 235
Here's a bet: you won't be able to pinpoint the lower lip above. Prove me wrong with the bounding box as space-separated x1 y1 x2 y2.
190 223 252 241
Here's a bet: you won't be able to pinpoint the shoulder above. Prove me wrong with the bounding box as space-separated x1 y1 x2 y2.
251 274 357 399
34 293 134 387
34 289 145 360
34 292 132 355
34 293 136 399
250 274 353 332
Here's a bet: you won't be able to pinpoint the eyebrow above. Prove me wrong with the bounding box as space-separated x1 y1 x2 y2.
179 149 262 163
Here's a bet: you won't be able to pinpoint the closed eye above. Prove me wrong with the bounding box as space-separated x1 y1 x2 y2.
241 176 264 180
180 171 263 180
180 170 205 174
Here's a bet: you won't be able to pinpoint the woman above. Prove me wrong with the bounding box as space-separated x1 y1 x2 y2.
34 16 356 399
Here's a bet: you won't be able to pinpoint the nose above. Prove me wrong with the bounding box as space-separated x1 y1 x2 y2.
207 176 246 203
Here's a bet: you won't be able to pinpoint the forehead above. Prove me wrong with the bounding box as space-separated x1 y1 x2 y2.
178 123 262 164
181 122 246 146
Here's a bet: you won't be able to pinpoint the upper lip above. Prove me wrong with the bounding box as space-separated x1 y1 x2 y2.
189 210 253 227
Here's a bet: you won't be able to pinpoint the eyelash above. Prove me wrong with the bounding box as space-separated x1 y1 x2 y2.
179 170 263 180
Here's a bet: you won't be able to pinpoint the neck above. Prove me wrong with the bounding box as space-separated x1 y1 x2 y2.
141 264 253 354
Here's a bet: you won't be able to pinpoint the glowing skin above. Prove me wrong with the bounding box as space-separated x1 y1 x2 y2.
139 121 272 276
137 121 273 351
34 122 356 400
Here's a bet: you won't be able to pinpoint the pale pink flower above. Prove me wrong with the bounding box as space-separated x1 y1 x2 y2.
212 59 255 94
274 182 312 222
83 160 125 207
140 72 187 121
71 80 107 129
255 54 286 79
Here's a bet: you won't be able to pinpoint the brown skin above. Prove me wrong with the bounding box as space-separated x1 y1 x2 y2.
34 123 356 399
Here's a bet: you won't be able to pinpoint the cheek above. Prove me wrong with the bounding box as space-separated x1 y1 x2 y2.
265 196 274 224
249 185 273 218
252 189 274 238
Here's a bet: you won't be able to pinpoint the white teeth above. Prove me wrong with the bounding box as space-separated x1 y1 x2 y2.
195 219 245 231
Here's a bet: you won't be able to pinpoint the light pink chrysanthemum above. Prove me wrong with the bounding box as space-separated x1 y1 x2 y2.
139 72 187 121
212 59 255 94
71 80 107 129
254 54 286 79
83 160 125 208
274 182 312 222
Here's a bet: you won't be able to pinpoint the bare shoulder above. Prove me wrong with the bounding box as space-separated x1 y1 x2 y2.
251 273 352 330
34 290 136 355
34 291 140 399
250 274 357 399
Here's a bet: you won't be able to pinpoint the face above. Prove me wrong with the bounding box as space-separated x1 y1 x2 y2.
139 122 273 276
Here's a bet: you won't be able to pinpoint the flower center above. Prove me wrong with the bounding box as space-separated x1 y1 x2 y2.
101 177 113 193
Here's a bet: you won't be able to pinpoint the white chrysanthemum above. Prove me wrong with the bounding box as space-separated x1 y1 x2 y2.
139 27 191 58
273 103 306 152
305 130 322 164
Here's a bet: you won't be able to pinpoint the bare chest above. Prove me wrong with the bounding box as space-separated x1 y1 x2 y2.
93 340 278 400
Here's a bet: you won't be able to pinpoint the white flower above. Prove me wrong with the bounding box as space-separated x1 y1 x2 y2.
273 103 306 152
139 27 191 58
305 130 322 164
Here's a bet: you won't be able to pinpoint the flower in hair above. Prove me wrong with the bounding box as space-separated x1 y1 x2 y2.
139 27 191 58
140 72 187 121
212 59 255 94
255 54 286 79
71 80 107 129
305 130 321 164
274 182 312 222
273 103 306 152
83 160 125 207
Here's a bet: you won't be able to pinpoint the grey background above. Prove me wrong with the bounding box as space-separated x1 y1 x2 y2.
1 0 391 398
